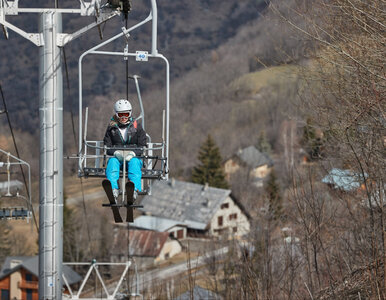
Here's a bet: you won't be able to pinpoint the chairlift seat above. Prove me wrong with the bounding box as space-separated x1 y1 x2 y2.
12 208 29 219
82 167 164 179
0 208 11 219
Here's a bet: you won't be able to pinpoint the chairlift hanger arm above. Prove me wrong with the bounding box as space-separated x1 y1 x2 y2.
57 10 120 47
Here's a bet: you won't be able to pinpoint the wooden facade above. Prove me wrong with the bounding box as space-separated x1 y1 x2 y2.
0 268 38 300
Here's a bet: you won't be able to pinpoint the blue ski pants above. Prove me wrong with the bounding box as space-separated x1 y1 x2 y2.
106 157 143 191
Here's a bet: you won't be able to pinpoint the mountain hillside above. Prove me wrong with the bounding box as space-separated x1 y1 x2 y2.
0 0 267 131
0 0 309 179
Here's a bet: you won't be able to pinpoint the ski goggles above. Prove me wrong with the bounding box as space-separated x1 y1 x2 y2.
117 112 131 118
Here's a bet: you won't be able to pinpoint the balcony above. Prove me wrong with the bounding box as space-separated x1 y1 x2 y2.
18 280 38 290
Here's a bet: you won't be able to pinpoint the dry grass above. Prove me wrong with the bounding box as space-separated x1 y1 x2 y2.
229 64 300 96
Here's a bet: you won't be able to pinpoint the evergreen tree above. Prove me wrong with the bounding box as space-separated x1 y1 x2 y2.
256 130 272 154
302 117 323 160
265 169 282 221
191 135 229 189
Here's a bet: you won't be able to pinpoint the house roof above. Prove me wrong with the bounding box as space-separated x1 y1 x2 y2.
132 215 186 232
128 230 170 257
173 286 221 300
235 146 273 168
0 256 82 285
322 168 364 192
139 180 231 230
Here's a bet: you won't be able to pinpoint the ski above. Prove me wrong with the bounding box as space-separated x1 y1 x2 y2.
125 181 135 222
102 179 123 223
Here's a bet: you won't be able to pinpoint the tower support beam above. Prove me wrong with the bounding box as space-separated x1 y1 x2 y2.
38 11 63 299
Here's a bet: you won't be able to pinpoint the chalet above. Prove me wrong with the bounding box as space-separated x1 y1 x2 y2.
139 179 251 238
224 146 273 186
0 256 81 300
111 228 182 268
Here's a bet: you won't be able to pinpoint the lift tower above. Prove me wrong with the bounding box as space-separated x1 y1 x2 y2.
0 1 121 298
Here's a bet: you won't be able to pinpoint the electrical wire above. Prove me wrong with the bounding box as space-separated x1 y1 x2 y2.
0 82 39 231
55 0 94 258
62 46 95 258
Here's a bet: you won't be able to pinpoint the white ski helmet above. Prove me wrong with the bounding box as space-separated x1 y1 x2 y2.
114 99 132 125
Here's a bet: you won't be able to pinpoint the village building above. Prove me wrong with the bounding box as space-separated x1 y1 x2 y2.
224 145 273 186
139 179 251 238
0 256 81 300
111 228 182 268
132 215 188 239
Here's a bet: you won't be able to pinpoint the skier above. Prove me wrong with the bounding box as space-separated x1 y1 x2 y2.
103 99 147 201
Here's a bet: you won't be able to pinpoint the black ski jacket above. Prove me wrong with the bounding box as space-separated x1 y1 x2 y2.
103 116 147 156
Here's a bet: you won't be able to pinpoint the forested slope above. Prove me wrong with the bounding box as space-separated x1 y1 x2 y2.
0 0 279 176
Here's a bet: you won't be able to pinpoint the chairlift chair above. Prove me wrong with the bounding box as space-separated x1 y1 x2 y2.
0 149 33 222
75 0 170 198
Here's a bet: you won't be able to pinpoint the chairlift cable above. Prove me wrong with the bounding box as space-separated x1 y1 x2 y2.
125 18 129 102
62 47 78 148
0 82 39 231
62 43 95 257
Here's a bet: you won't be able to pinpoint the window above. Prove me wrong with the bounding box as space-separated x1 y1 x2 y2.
26 273 33 282
26 289 33 300
177 229 184 239
218 216 223 226
221 203 229 209
229 213 238 220
233 227 238 233
1 289 10 300
214 228 227 235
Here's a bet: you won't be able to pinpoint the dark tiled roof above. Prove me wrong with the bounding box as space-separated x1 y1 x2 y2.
139 180 231 229
0 256 81 285
236 146 273 168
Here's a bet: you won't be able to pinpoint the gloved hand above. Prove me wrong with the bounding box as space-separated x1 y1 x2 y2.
114 151 123 162
125 151 136 162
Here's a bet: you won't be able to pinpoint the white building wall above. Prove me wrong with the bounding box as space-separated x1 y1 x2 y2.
209 196 250 237
10 270 22 300
224 159 240 180
167 225 187 239
156 239 182 261
250 165 271 178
